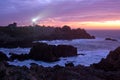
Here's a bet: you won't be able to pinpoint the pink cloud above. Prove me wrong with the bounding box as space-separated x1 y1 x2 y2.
0 0 120 26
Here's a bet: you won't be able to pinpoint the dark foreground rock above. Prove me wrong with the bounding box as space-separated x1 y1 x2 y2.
9 43 77 62
1 61 120 80
92 47 120 71
0 61 103 80
0 52 9 61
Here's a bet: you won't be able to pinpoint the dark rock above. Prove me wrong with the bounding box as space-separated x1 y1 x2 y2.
29 43 77 62
92 47 120 71
1 41 18 48
18 41 35 48
79 53 86 56
0 40 35 48
54 45 77 57
51 27 95 40
65 62 74 67
30 63 40 71
0 51 9 61
8 42 77 62
0 25 95 48
1 61 120 80
53 65 64 69
29 43 59 62
62 25 71 31
9 53 29 61
105 38 118 41
92 58 114 71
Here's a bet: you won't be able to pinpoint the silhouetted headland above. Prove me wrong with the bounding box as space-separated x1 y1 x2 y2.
0 22 95 48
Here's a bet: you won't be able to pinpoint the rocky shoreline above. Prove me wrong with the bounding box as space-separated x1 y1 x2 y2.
0 61 106 80
0 43 120 80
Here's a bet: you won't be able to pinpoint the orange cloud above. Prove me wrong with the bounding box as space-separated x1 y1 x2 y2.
38 20 120 30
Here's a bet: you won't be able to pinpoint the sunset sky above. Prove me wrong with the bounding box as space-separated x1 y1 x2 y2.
0 0 120 30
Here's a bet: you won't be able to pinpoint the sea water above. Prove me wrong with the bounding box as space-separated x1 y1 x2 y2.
0 30 120 67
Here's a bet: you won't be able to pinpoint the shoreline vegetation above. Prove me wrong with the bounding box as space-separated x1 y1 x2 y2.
0 22 94 42
0 23 95 48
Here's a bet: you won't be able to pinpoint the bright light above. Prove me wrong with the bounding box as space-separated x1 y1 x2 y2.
31 9 51 24
32 19 36 22
32 18 39 23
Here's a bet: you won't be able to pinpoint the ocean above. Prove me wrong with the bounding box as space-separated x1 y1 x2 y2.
0 30 120 67
87 30 120 39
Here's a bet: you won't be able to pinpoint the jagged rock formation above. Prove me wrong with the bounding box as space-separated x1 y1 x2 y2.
0 61 105 80
0 52 9 61
9 43 77 62
92 47 120 71
1 60 120 80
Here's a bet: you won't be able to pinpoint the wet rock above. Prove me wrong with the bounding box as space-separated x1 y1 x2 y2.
29 43 77 62
92 47 120 71
53 65 64 69
29 43 59 62
0 51 9 61
65 62 74 67
9 53 29 61
0 61 118 80
79 53 86 56
105 38 118 41
30 63 40 72
8 42 77 62
54 45 77 57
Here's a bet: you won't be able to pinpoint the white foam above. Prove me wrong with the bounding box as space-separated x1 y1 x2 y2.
1 38 120 67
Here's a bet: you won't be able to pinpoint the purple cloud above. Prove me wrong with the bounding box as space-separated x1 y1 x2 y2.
0 0 120 26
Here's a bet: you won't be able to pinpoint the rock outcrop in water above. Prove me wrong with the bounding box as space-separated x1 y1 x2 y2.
105 38 118 41
29 43 59 62
9 43 77 62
